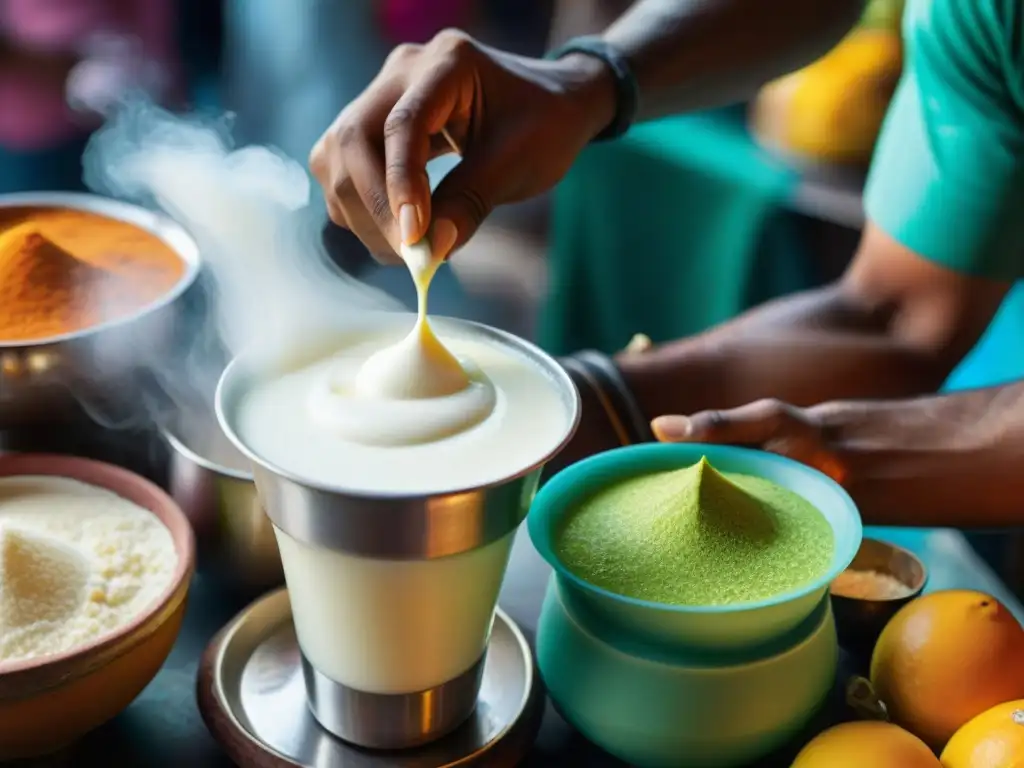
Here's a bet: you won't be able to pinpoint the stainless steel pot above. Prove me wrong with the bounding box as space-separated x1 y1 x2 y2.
162 405 284 596
0 192 201 430
216 316 580 750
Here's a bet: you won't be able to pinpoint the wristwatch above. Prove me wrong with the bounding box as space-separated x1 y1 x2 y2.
545 35 639 142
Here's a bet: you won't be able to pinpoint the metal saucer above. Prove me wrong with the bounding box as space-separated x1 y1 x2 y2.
197 589 544 767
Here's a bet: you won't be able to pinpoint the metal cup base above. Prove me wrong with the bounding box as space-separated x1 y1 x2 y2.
301 653 486 750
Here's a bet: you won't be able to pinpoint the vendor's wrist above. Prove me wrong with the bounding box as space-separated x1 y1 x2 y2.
615 352 651 422
564 350 654 445
613 337 687 427
544 52 618 143
542 361 621 481
574 376 622 451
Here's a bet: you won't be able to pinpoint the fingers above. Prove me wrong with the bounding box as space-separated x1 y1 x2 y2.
650 415 692 442
344 126 404 257
652 399 799 446
310 31 479 264
310 55 411 261
383 46 470 246
429 141 505 258
312 89 404 262
652 400 849 484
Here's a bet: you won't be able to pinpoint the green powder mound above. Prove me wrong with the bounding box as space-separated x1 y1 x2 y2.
555 457 835 606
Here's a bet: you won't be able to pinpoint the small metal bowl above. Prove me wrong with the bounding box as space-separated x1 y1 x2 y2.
830 538 927 656
0 192 202 431
162 406 283 596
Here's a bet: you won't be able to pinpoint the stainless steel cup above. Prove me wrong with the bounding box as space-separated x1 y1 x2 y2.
216 317 579 749
162 408 284 595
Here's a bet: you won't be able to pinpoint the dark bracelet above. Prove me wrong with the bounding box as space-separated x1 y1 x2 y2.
560 351 653 447
545 35 638 142
560 356 631 447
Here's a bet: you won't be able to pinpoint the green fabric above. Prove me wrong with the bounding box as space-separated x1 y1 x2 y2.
864 0 1024 281
540 110 803 355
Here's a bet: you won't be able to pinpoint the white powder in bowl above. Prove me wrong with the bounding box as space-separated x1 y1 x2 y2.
831 568 912 600
0 476 179 663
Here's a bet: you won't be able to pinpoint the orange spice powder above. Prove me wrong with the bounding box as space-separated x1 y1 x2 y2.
0 207 186 342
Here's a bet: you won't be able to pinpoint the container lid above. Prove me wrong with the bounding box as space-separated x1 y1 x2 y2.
197 589 544 767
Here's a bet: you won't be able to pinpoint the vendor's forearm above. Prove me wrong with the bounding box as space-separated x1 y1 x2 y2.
617 284 953 420
811 383 1024 528
603 0 866 119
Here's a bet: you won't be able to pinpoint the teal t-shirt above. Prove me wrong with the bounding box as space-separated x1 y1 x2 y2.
865 0 1024 280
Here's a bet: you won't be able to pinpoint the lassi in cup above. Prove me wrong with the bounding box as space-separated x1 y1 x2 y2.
215 314 579 749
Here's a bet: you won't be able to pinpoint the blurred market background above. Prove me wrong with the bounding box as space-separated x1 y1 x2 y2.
3 0 1023 588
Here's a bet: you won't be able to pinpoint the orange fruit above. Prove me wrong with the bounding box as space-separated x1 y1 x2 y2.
871 590 1024 750
791 721 941 767
940 700 1024 768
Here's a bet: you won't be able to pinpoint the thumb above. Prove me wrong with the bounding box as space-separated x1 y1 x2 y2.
429 146 504 259
651 415 694 442
653 399 795 446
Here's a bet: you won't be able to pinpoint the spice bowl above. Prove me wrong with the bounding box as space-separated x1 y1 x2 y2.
528 443 863 652
830 537 927 655
527 443 861 767
0 454 195 761
0 192 202 431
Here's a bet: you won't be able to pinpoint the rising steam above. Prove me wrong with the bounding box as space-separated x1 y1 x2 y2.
80 100 403 418
84 100 402 351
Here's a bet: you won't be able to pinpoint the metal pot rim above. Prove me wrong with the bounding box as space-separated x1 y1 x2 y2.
215 316 581 501
0 191 202 350
162 425 254 482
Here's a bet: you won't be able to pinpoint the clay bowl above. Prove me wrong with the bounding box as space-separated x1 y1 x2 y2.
830 537 927 656
0 454 195 761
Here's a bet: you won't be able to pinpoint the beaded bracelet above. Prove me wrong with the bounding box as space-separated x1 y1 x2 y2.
561 349 653 447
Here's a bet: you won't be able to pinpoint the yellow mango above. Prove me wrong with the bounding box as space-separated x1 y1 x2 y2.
750 28 903 166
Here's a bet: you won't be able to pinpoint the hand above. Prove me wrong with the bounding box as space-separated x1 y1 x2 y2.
651 398 851 484
309 30 615 262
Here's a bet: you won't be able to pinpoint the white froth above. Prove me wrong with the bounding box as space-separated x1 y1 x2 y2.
0 477 178 663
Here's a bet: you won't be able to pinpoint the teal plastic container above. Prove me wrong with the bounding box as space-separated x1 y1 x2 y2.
528 444 862 767
528 443 862 650
537 579 839 768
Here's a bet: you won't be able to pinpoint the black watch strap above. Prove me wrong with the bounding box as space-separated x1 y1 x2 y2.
545 35 638 142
